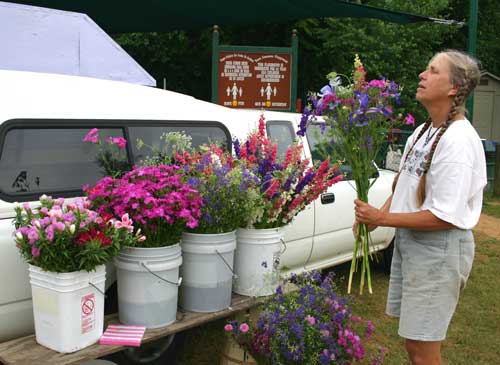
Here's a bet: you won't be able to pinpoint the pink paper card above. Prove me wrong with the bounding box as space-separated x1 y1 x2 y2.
100 324 146 347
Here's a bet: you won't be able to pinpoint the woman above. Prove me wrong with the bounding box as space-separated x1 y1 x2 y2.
354 50 486 365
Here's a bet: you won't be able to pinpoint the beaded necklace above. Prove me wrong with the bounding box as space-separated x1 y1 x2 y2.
423 125 441 146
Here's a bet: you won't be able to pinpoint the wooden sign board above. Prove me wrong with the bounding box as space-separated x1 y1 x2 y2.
217 51 292 110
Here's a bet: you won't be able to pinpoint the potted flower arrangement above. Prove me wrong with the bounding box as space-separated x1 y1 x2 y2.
13 194 140 353
231 115 343 297
173 143 262 312
224 271 386 365
85 164 203 327
297 55 412 294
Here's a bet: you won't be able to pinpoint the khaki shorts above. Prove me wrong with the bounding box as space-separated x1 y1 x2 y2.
386 228 474 341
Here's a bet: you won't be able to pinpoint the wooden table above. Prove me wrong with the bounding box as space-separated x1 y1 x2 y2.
0 294 261 365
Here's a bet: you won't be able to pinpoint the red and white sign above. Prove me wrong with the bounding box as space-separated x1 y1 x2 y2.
81 293 95 334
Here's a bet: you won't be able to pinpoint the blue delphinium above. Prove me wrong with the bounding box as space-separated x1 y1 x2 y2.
224 271 385 364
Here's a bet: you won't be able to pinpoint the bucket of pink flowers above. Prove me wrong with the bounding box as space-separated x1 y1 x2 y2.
85 164 203 328
13 195 141 353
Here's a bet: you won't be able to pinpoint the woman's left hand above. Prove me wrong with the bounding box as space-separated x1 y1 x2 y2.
354 199 385 226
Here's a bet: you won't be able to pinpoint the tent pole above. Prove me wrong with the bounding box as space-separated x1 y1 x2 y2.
466 0 478 122
211 25 220 104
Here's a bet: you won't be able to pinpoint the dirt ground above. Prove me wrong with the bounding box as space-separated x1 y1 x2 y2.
475 214 500 238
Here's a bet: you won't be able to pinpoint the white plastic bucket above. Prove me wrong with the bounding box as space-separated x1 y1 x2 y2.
28 264 106 353
114 244 182 329
233 227 284 297
180 231 236 312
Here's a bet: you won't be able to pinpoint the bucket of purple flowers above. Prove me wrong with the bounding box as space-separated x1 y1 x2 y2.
223 271 386 364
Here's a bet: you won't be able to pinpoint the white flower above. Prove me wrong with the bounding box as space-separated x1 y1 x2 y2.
69 224 76 234
15 232 23 240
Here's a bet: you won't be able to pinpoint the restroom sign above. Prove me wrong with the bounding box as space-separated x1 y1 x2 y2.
217 52 292 110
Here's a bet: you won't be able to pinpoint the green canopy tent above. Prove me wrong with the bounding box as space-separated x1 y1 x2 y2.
7 0 476 116
6 0 462 33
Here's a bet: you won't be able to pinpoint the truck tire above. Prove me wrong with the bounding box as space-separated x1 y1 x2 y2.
383 238 395 274
105 333 185 365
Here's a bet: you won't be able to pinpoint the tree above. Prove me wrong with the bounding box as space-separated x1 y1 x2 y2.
113 0 499 124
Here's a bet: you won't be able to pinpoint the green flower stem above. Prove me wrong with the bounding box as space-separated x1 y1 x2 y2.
347 176 373 294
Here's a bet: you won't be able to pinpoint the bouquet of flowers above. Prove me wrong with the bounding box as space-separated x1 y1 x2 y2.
136 131 262 234
84 164 203 247
83 128 130 178
298 55 412 294
234 115 342 229
13 195 143 273
174 144 262 234
224 271 385 364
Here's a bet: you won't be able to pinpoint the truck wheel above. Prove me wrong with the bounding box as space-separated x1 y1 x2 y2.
110 333 184 365
383 238 395 274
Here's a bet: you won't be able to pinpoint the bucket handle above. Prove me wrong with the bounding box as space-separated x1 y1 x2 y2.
88 282 106 298
280 238 287 254
140 262 183 287
215 250 238 279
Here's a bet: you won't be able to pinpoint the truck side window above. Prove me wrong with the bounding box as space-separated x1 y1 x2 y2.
0 127 126 200
266 120 296 159
305 123 353 179
128 125 229 165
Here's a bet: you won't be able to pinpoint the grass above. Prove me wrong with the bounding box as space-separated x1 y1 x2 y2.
482 192 500 218
172 209 500 364
342 231 500 364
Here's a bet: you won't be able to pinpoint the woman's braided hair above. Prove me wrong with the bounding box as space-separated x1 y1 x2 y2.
392 50 481 206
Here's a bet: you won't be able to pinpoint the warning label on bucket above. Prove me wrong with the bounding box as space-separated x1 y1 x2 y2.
81 293 95 334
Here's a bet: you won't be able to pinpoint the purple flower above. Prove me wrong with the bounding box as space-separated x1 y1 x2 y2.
233 138 241 158
297 107 312 137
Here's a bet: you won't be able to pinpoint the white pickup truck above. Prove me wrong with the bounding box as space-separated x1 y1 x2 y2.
0 70 395 363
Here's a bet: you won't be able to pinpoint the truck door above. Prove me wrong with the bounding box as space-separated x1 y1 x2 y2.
304 123 388 269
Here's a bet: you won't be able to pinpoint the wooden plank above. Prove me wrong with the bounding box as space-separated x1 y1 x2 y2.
0 294 261 365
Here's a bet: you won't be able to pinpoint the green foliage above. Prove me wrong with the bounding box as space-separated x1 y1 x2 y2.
113 0 499 127
483 192 500 218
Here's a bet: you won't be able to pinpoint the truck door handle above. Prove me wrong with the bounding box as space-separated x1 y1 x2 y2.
321 193 335 204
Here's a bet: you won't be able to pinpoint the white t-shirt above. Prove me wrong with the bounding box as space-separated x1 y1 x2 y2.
390 119 487 229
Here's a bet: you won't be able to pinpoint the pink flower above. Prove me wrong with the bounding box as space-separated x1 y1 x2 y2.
368 79 386 88
83 128 99 144
305 314 316 325
108 137 127 148
239 323 250 333
31 245 40 258
405 113 415 126
224 324 233 332
114 213 134 233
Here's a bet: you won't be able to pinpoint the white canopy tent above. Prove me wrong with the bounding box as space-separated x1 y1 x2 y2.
0 2 156 86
